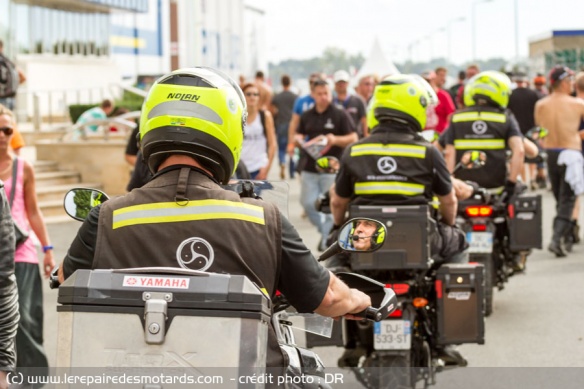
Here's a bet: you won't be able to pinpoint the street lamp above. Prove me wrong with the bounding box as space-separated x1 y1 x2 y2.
407 39 421 72
447 17 466 66
472 0 494 61
514 0 519 64
429 28 446 63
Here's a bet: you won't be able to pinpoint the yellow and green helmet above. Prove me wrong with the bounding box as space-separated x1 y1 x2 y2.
367 74 438 132
349 220 386 249
463 70 512 109
139 67 247 184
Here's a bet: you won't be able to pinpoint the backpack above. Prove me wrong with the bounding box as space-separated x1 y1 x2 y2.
0 55 19 98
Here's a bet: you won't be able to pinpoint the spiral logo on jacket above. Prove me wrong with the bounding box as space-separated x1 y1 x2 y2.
377 156 397 174
176 237 215 271
472 120 488 135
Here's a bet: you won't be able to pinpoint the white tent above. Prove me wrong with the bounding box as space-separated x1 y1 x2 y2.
354 38 400 84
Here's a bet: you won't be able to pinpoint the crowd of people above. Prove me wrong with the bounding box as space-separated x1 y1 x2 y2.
1 56 584 385
234 65 584 260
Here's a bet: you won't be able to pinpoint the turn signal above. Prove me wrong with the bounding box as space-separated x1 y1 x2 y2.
465 205 493 218
412 298 428 308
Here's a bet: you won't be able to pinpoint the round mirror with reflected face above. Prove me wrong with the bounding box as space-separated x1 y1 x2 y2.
459 150 487 169
315 156 340 174
526 127 548 141
420 130 438 143
63 188 109 221
338 218 387 253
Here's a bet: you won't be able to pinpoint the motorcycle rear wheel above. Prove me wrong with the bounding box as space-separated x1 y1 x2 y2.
355 353 414 389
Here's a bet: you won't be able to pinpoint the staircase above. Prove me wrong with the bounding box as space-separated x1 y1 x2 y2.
34 160 103 224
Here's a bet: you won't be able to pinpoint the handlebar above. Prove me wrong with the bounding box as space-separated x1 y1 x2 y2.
355 306 385 322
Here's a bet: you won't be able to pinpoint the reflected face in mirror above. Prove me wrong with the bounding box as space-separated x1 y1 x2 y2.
421 130 437 143
352 219 378 251
315 156 340 174
527 127 548 141
460 150 486 169
339 217 386 252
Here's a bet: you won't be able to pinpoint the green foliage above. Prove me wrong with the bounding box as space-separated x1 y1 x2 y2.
121 90 145 104
69 99 143 122
73 190 91 220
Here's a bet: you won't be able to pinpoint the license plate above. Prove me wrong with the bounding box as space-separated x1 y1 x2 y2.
373 320 411 350
466 232 493 253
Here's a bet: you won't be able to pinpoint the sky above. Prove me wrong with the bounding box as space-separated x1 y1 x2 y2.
245 0 584 66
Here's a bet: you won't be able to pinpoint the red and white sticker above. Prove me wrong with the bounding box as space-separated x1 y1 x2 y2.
122 276 190 289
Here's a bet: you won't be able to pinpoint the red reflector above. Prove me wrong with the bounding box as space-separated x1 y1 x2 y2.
472 224 487 232
388 309 403 318
435 280 443 299
275 290 281 296
465 205 493 218
385 283 410 295
508 204 515 218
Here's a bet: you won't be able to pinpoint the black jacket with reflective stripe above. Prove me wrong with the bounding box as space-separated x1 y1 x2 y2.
338 124 435 205
94 168 283 366
449 106 513 189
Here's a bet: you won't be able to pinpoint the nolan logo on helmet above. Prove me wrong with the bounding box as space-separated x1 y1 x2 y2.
167 93 201 102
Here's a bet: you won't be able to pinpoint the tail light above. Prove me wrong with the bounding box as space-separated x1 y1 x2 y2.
385 283 410 295
388 309 403 318
472 224 487 232
465 205 493 218
508 204 515 218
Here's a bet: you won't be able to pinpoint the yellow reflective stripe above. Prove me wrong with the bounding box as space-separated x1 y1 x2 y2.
351 143 426 158
487 186 504 195
355 181 425 196
430 196 440 209
452 112 506 123
112 199 265 229
454 139 505 149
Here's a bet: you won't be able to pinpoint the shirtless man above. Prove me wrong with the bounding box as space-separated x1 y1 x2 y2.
535 65 584 257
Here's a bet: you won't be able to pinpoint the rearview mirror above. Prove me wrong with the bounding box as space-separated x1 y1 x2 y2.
459 150 487 169
421 129 439 143
63 188 110 221
338 218 387 253
315 156 340 174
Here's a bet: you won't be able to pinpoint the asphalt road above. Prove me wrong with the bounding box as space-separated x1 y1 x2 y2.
38 172 584 388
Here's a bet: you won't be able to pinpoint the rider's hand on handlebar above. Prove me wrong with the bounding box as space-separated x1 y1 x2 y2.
341 289 371 321
452 178 474 201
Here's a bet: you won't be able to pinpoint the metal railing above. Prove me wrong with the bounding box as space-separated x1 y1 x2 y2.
15 83 146 132
62 111 140 141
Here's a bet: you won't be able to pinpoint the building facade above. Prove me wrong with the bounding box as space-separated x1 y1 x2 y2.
0 0 265 119
529 30 584 75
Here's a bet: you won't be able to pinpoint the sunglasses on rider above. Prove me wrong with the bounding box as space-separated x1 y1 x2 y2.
245 92 260 97
0 127 14 136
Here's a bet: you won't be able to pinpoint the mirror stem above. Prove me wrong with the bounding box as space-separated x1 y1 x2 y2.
317 244 342 263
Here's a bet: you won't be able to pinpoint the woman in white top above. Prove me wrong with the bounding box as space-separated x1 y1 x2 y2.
241 83 276 179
